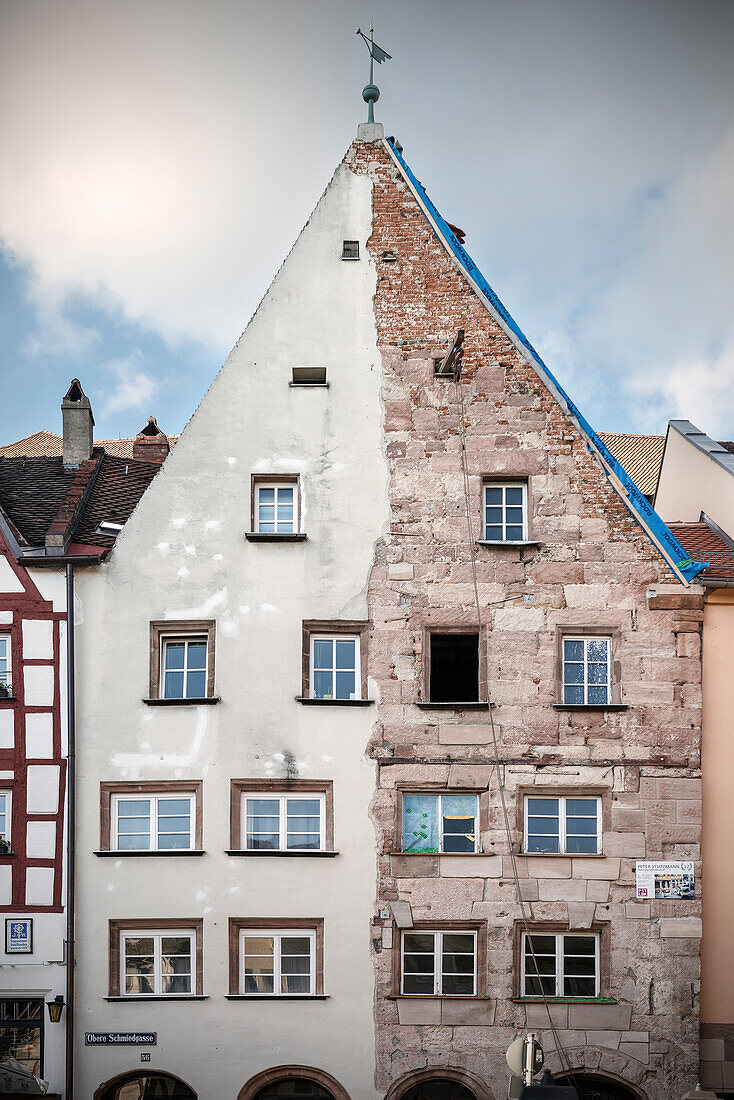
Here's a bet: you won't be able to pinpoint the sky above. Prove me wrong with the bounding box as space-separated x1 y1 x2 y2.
1 0 733 443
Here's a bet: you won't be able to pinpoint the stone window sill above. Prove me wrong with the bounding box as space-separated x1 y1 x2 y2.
95 850 206 857
553 704 628 712
294 697 373 706
289 382 329 389
105 995 208 1002
226 850 339 857
387 994 489 1001
244 533 308 542
225 994 329 1000
389 851 484 857
514 997 617 1005
476 541 541 549
414 701 494 711
516 851 606 858
142 697 220 706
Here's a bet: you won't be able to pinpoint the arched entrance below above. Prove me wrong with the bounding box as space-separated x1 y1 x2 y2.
238 1066 350 1100
402 1084 476 1100
555 1074 641 1100
94 1070 197 1099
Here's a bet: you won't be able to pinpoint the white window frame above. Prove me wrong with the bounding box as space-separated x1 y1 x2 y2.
562 635 612 705
402 792 479 854
120 928 196 997
401 930 477 996
483 481 528 542
524 794 601 855
112 792 195 852
309 634 361 701
239 928 316 996
255 481 299 534
0 790 11 843
521 931 600 999
0 633 11 693
159 634 209 700
242 793 326 852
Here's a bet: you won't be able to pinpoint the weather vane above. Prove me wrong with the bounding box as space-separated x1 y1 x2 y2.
356 23 391 123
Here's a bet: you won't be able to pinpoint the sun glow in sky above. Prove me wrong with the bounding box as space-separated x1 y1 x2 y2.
1 0 733 442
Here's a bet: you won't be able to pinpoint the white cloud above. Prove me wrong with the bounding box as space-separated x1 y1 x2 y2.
99 351 157 417
630 338 734 439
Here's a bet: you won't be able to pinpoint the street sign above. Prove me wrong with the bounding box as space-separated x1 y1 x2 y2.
506 1037 526 1076
85 1033 156 1045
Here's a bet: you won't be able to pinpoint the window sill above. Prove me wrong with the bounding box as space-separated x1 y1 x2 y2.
389 851 483 857
553 704 628 712
0 851 15 859
517 851 606 859
387 994 486 1001
105 995 208 1002
294 697 373 706
514 997 616 1005
225 994 329 1000
414 701 494 711
289 382 329 389
476 541 541 549
95 850 206 857
225 849 339 858
142 697 220 706
244 533 308 542
0 696 16 704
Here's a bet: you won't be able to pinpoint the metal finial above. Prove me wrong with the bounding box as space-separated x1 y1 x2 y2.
356 24 391 123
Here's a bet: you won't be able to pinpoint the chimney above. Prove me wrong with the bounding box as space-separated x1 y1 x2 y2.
61 379 94 467
133 416 170 465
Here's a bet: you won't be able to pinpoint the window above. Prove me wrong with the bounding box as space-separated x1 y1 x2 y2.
0 999 43 1077
401 930 477 996
522 932 599 998
253 1082 334 1100
148 621 216 701
0 791 11 844
310 635 359 700
243 793 325 851
483 481 527 542
428 633 479 703
402 793 479 853
120 929 196 996
524 795 600 855
291 366 327 386
341 240 359 260
0 634 10 695
252 478 299 535
109 919 203 997
562 636 611 705
240 929 316 995
112 793 194 851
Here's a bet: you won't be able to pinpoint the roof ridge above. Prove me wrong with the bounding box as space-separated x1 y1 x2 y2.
383 137 704 585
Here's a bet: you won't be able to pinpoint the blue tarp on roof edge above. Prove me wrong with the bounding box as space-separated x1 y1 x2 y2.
383 136 705 586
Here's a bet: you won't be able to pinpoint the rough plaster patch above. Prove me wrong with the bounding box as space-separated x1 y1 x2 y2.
165 588 228 620
177 567 190 579
205 521 220 531
111 706 209 769
227 457 236 466
259 604 283 615
171 518 187 528
184 545 197 557
156 542 170 555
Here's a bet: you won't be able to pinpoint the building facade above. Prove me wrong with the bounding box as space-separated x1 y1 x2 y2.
62 125 707 1100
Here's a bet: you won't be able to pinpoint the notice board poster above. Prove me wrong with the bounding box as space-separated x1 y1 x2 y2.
635 860 694 900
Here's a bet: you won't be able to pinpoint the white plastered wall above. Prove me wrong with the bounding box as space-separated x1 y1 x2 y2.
75 158 386 1100
655 425 734 532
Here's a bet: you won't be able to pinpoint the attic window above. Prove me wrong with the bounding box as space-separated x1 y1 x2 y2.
291 366 328 387
95 521 124 537
341 240 360 261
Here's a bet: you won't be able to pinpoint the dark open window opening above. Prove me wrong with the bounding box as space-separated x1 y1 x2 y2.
341 240 359 260
429 633 479 703
402 1083 476 1100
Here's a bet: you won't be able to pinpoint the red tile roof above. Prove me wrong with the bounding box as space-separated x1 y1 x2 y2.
0 431 179 460
598 433 665 497
668 522 734 580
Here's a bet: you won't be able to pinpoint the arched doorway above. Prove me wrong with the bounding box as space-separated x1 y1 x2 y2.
253 1084 333 1098
238 1066 350 1100
95 1070 197 1099
401 1084 476 1100
555 1075 640 1100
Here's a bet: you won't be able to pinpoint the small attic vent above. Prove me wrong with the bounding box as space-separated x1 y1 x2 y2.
291 366 328 387
341 240 360 260
95 521 124 537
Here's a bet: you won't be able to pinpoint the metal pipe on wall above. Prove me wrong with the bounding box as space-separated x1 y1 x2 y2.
65 564 75 1100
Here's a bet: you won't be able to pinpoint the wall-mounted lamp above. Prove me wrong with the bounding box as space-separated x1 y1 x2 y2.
46 996 64 1023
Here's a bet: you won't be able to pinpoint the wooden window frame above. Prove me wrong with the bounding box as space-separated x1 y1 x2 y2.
228 917 324 996
513 920 610 1000
148 620 216 700
250 474 301 535
422 625 487 704
0 632 11 695
395 785 490 854
108 917 204 997
555 625 622 706
100 781 203 852
481 478 530 542
393 921 486 998
229 779 334 852
400 791 480 854
99 781 203 853
522 793 603 856
0 789 11 845
301 620 369 701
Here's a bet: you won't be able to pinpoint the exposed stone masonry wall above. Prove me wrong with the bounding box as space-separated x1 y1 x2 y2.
347 138 703 1099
